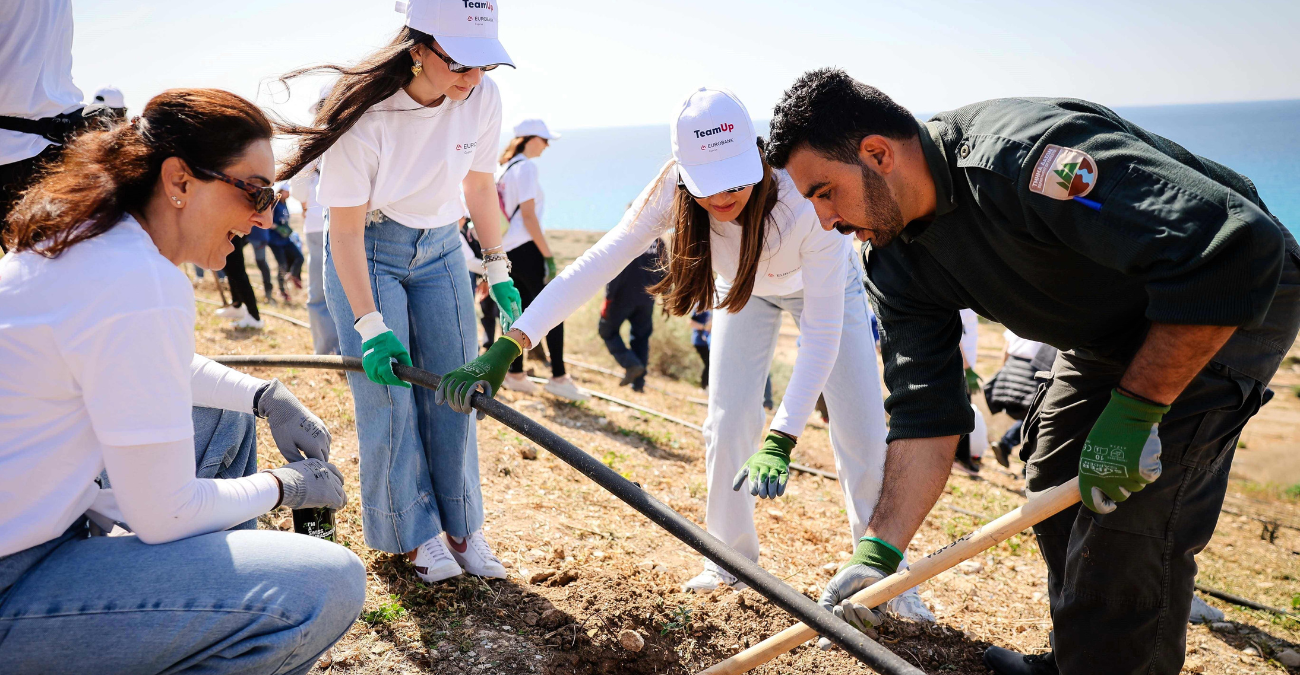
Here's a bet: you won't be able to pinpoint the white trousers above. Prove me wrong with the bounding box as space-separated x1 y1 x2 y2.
702 277 888 566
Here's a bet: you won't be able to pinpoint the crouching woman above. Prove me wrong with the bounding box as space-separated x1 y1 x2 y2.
0 89 365 675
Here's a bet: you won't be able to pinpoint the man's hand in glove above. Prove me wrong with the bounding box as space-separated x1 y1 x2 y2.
436 336 523 415
1078 389 1169 513
816 537 903 650
255 379 332 462
267 458 347 510
732 431 795 499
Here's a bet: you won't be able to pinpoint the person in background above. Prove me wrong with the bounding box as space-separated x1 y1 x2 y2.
91 86 127 121
214 234 266 329
246 215 275 303
0 0 86 253
599 238 663 392
0 87 362 674
289 84 340 354
266 183 304 302
953 308 988 474
441 88 931 621
984 330 1045 467
495 119 586 401
690 308 711 390
276 0 520 584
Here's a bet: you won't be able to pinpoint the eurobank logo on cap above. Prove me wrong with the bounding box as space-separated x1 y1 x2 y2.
395 0 514 68
671 88 762 198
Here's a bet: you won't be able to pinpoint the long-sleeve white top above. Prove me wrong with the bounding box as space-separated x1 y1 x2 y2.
512 164 855 436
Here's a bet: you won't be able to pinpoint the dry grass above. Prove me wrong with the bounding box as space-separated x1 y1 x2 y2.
191 229 1300 675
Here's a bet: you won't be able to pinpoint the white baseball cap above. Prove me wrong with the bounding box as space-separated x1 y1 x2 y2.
671 87 762 198
93 86 125 109
395 0 514 69
512 119 559 140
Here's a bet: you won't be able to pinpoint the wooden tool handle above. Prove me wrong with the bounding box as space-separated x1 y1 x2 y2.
698 477 1081 674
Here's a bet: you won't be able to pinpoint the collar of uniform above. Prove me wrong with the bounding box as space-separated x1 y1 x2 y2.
918 119 957 218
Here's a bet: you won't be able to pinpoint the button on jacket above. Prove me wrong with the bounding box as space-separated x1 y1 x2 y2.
866 97 1298 442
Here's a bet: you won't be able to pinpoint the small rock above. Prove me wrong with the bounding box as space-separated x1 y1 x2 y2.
1278 649 1300 667
957 560 984 574
528 569 557 584
592 550 606 559
1209 622 1235 633
522 612 539 626
550 569 579 586
821 562 839 575
1242 646 1259 657
519 445 538 460
1031 591 1043 603
502 559 514 569
538 608 566 629
501 625 513 632
526 548 546 561
766 509 784 520
618 630 645 652
636 559 656 570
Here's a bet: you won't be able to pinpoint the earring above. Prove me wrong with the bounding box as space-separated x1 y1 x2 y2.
173 197 182 207
411 61 423 77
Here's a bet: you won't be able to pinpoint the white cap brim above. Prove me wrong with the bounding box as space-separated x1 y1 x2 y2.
437 35 515 69
677 141 763 199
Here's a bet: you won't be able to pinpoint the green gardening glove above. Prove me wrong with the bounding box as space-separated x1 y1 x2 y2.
544 256 557 284
361 331 412 388
732 431 795 499
490 280 523 331
1078 389 1169 514
435 336 523 417
965 367 982 394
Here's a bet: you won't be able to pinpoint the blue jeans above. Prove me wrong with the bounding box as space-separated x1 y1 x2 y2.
305 231 339 355
0 408 366 675
324 214 484 554
598 300 654 389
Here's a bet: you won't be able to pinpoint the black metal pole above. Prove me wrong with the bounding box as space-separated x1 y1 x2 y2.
215 354 924 675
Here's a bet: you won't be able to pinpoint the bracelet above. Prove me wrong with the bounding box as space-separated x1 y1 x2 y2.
482 252 509 263
481 244 504 254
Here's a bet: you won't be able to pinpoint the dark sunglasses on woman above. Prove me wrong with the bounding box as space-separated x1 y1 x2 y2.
429 44 500 74
678 178 757 196
193 167 279 213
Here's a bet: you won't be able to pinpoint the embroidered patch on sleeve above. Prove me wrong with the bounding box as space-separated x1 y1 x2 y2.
1029 144 1098 200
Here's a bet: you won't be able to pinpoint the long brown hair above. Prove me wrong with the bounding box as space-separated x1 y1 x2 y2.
649 138 781 316
4 89 272 257
276 27 449 182
499 135 536 165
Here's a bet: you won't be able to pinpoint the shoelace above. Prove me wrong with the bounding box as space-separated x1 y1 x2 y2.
469 533 500 562
420 539 453 563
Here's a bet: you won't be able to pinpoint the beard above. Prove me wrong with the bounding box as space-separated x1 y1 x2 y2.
834 163 906 248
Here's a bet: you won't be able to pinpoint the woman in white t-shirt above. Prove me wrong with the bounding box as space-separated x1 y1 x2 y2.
494 118 587 400
275 0 518 582
439 88 930 617
0 88 363 673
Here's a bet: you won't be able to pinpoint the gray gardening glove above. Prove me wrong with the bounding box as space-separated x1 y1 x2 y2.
267 459 347 510
816 564 887 650
255 379 332 463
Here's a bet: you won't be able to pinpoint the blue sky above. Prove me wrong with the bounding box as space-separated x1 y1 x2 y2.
70 0 1300 131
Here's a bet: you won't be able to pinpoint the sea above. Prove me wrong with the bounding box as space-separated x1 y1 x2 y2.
531 99 1300 235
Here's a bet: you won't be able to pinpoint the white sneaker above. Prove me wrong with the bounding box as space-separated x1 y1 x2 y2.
446 531 506 579
215 304 247 319
682 566 748 593
502 372 538 394
887 586 936 622
412 536 463 583
544 377 589 402
1189 594 1224 623
232 315 264 329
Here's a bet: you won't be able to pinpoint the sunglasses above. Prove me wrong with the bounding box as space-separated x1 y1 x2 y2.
429 44 499 74
193 167 278 213
677 179 756 196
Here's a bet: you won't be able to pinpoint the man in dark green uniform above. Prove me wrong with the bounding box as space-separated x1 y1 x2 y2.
765 68 1300 675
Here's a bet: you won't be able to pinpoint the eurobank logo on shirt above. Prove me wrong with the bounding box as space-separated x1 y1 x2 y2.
694 122 736 152
456 141 478 154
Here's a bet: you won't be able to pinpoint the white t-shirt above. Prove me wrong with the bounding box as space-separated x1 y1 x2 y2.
0 0 83 166
290 159 326 234
513 164 855 435
0 216 277 556
317 79 503 230
497 155 543 253
959 308 980 367
1003 330 1044 360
